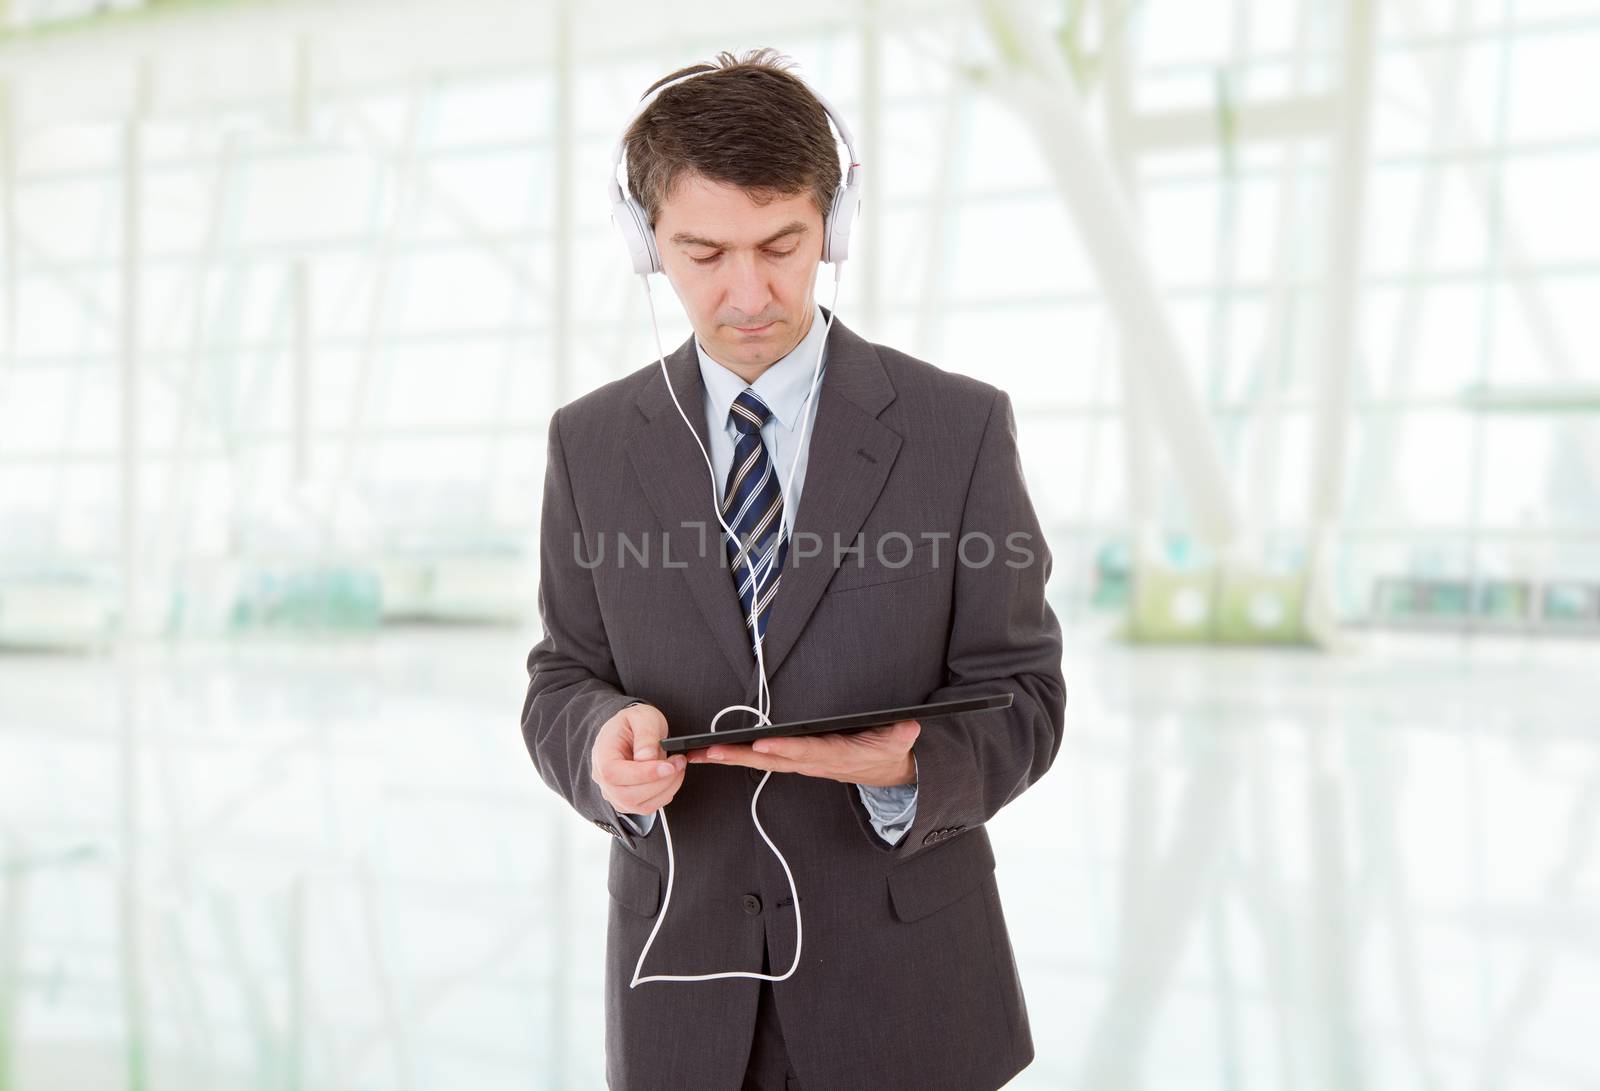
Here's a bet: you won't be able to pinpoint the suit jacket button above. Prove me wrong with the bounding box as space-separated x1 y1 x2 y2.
741 893 762 916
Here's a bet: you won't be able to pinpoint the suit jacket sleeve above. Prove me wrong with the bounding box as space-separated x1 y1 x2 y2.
866 388 1067 859
521 407 646 848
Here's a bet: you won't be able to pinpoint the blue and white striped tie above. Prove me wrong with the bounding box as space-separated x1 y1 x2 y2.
722 388 789 649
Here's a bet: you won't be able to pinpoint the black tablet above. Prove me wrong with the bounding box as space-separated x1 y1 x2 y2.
659 693 1013 754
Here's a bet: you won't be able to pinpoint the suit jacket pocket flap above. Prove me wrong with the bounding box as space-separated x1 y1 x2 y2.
825 539 943 595
607 845 662 918
887 829 996 923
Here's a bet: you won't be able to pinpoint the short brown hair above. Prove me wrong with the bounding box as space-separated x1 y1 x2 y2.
623 48 842 230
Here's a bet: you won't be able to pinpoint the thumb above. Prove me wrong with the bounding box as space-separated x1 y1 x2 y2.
629 706 668 760
896 719 921 744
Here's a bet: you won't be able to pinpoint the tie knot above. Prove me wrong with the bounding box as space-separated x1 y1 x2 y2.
729 389 772 437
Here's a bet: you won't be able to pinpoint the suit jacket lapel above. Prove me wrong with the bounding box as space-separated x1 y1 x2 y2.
624 335 756 687
755 309 900 687
625 306 902 696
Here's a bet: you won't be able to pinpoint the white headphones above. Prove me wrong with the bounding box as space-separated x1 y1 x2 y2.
606 67 863 275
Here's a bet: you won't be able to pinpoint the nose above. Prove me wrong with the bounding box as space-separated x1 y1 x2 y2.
723 252 773 323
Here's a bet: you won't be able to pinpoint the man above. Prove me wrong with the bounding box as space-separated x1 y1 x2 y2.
521 49 1066 1090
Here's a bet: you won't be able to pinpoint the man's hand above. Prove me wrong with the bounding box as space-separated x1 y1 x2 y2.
591 703 687 817
685 720 920 788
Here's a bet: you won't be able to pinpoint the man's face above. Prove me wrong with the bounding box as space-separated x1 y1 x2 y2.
652 173 823 376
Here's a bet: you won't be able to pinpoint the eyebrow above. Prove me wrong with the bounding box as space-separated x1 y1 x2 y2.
669 221 808 251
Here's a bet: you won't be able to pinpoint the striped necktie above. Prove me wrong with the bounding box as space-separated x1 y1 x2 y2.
722 388 789 649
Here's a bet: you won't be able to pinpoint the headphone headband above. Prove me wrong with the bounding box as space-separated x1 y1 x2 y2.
607 65 863 275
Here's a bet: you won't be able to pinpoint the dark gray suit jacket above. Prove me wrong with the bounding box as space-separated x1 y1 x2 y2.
520 306 1066 1090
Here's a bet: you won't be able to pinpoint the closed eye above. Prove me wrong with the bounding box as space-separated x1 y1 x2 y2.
688 248 798 266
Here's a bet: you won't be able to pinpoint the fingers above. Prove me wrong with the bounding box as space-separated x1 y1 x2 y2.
675 720 926 780
864 719 921 742
601 759 686 812
869 719 921 743
751 734 824 761
625 771 685 816
688 743 808 774
681 737 813 765
750 719 921 761
598 751 685 788
592 702 683 787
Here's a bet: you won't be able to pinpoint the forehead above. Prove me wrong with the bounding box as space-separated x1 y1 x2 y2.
658 174 818 248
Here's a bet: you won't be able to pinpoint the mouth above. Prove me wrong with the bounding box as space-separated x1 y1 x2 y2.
731 320 776 335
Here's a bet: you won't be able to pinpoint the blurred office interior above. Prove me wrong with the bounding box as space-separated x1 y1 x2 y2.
1 0 1598 1087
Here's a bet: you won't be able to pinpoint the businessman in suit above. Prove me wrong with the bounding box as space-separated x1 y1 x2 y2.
520 50 1066 1090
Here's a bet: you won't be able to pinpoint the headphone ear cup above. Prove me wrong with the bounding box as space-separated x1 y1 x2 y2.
823 179 860 264
611 195 662 276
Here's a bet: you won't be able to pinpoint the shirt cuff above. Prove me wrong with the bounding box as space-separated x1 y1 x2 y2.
617 810 656 836
856 754 919 846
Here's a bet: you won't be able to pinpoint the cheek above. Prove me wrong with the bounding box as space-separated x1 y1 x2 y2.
778 266 812 301
680 278 720 316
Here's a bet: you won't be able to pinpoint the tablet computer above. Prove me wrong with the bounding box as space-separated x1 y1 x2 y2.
659 693 1013 754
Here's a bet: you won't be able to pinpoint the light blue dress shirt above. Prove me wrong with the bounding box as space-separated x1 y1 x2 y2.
619 302 919 846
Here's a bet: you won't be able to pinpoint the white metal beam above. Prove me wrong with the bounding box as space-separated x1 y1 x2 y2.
1128 93 1339 152
1242 0 1322 544
549 6 576 1087
912 30 968 361
316 85 429 547
115 57 151 1091
1304 0 1379 642
1389 0 1600 501
0 75 13 400
979 0 1246 548
1097 0 1161 565
292 33 313 487
859 0 883 335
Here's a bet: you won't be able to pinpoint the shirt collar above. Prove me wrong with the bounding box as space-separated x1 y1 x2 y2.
695 301 827 432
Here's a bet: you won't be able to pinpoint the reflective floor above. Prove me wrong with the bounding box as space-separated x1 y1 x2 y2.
1 627 1595 1090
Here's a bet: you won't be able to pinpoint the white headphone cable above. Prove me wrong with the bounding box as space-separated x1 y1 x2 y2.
629 263 842 987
